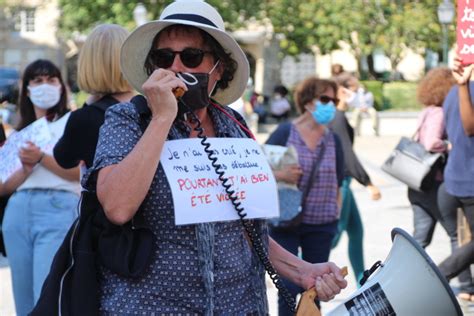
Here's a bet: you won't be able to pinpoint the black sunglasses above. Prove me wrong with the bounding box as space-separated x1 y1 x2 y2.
318 95 338 104
149 48 212 69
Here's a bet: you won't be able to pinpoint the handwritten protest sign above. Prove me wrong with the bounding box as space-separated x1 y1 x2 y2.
458 0 474 63
0 118 51 182
160 138 279 225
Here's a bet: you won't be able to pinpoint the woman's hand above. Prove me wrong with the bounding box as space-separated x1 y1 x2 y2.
452 57 474 86
367 184 381 200
299 262 348 301
142 68 187 121
19 141 43 165
274 164 303 185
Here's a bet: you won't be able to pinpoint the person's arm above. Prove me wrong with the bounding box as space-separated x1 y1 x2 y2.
20 141 79 182
39 154 80 181
54 110 84 168
265 122 291 146
97 115 172 224
331 113 370 185
333 134 344 187
452 57 474 136
273 165 302 184
459 83 474 136
97 68 186 225
268 237 347 300
0 167 33 196
420 108 448 153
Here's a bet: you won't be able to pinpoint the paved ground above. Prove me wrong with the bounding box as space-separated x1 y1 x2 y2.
263 115 474 315
1 113 472 315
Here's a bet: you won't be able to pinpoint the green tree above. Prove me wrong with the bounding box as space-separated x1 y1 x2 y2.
58 0 266 35
268 0 452 73
58 0 453 73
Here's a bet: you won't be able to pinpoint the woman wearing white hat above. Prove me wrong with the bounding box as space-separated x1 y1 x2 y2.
85 1 347 314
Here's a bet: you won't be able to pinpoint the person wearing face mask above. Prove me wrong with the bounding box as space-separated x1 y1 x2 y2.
0 59 80 316
270 84 292 122
343 76 379 136
266 77 344 315
65 2 347 314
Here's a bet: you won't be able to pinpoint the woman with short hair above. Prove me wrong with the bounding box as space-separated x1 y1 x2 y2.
54 24 134 171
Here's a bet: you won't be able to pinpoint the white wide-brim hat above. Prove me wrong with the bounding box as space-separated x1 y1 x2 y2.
121 0 249 106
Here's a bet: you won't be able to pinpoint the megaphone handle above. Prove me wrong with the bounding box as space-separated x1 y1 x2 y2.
295 266 348 316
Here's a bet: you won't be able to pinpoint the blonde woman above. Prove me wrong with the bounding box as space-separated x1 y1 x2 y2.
54 24 134 170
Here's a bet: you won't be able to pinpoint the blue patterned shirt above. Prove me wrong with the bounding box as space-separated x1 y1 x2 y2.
84 102 269 315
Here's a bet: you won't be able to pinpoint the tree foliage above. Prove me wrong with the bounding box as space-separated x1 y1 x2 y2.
58 0 454 69
58 0 266 35
268 0 452 67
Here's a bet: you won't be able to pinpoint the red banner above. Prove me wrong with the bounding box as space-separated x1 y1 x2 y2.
458 0 474 63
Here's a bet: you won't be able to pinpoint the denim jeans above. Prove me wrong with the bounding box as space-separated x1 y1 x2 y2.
270 221 338 316
2 189 79 316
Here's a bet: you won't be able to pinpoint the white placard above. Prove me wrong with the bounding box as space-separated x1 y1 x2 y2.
160 138 279 225
0 118 52 182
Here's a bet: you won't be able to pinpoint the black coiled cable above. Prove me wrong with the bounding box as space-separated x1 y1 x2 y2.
185 108 297 313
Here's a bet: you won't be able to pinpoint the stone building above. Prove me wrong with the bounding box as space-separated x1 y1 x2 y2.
0 0 65 72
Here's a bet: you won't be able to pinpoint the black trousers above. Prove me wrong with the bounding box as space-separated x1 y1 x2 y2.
408 181 444 248
437 183 474 288
439 241 474 280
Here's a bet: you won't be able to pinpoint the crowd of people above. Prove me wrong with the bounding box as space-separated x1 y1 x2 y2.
0 0 473 315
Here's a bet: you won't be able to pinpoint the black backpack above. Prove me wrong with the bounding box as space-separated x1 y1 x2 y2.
0 194 9 257
0 123 8 257
30 96 154 316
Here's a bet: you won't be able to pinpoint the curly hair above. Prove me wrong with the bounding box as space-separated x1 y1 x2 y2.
417 67 456 107
293 77 338 114
144 25 237 95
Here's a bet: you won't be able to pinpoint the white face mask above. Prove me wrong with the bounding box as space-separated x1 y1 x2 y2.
27 83 61 109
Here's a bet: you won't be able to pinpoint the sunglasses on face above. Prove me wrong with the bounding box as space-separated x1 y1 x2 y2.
318 95 338 104
149 48 212 69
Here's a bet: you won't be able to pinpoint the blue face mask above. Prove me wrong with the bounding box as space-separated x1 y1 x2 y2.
311 101 336 125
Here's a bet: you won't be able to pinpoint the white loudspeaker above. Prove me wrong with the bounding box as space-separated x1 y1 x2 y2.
326 228 462 316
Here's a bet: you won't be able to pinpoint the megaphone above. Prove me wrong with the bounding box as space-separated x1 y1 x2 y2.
326 228 462 316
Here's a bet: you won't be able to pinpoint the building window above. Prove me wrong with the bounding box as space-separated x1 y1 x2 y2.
11 8 36 33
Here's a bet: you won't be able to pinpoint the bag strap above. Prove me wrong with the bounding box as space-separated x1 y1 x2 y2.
89 95 120 112
130 95 152 133
412 110 428 140
300 139 326 212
